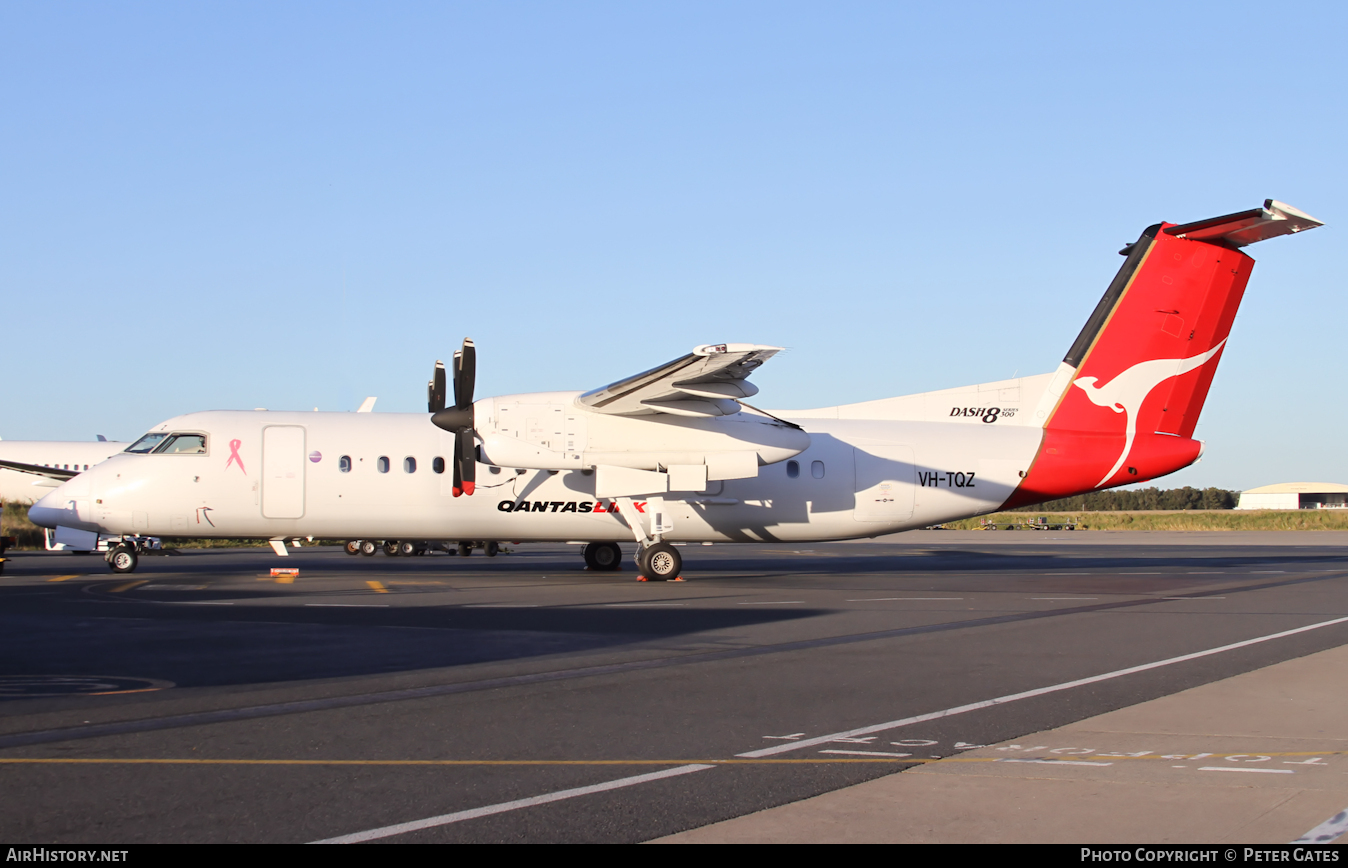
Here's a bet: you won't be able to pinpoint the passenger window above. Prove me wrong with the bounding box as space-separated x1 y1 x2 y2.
811 460 825 479
786 460 800 478
156 434 208 454
404 457 417 473
377 456 390 473
339 456 352 473
432 457 445 474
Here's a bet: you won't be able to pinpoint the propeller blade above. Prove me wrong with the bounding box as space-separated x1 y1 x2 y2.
458 429 476 496
451 447 463 497
428 360 446 413
456 338 476 410
451 350 464 409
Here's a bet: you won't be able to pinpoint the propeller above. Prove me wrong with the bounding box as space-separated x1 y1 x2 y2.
430 338 477 496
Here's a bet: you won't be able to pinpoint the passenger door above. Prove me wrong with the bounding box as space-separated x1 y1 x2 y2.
261 426 306 519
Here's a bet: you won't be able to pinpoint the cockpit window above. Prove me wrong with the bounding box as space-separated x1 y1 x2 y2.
154 434 208 454
125 433 169 454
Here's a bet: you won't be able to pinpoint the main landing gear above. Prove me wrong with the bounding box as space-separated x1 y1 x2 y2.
342 540 502 557
583 542 623 572
636 542 682 582
582 541 683 580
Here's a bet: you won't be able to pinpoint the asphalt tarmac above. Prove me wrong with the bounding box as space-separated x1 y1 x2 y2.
1 531 1346 844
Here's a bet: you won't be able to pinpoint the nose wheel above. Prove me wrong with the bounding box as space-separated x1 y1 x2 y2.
107 545 138 574
636 542 682 581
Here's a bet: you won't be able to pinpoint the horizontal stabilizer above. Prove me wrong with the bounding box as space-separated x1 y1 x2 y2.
1165 200 1322 248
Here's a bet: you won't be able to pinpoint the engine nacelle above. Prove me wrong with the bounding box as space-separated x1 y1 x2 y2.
474 392 809 477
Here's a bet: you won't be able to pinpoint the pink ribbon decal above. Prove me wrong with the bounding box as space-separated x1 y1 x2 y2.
225 439 246 474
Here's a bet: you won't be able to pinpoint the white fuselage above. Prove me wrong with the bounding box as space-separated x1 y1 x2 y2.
28 375 1054 543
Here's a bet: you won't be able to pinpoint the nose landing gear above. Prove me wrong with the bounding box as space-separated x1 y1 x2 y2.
107 545 138 574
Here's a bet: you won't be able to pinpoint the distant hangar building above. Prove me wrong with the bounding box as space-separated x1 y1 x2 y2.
1236 483 1348 510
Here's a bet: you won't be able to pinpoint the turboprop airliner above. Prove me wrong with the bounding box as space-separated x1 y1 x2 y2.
29 200 1322 579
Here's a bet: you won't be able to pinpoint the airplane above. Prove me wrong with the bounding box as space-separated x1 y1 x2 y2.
0 436 126 504
0 437 131 552
28 200 1323 580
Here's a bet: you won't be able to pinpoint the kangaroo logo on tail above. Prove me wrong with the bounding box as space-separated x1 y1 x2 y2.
1072 339 1227 487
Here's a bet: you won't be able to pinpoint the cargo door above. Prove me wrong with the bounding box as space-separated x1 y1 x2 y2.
261 426 306 519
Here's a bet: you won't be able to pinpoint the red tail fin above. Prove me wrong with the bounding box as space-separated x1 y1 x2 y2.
1005 201 1321 508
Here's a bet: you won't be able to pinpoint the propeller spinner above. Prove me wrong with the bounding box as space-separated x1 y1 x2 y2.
430 338 477 496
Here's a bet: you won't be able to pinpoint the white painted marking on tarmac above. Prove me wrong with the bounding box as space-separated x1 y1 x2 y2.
604 603 686 607
763 733 804 740
1160 596 1226 600
737 614 1348 758
847 597 963 601
178 601 236 606
1293 806 1348 844
304 604 390 608
1032 597 1097 600
737 601 804 605
1252 571 1286 574
820 750 911 758
1198 767 1293 774
312 763 715 843
998 759 1112 767
463 605 539 608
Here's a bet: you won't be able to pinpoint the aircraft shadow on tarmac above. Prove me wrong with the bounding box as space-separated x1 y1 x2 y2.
2 543 1344 693
0 590 822 692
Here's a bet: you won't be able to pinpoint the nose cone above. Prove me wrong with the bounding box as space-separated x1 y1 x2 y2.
28 487 67 529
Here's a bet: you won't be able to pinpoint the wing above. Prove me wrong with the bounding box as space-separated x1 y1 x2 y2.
577 343 782 417
0 459 80 481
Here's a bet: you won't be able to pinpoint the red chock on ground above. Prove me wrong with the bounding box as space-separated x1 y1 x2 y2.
270 568 299 578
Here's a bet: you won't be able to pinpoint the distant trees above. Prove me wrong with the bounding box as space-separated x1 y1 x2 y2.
1009 487 1238 512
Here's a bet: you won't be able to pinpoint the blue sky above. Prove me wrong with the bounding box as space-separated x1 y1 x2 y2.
2 2 1343 490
